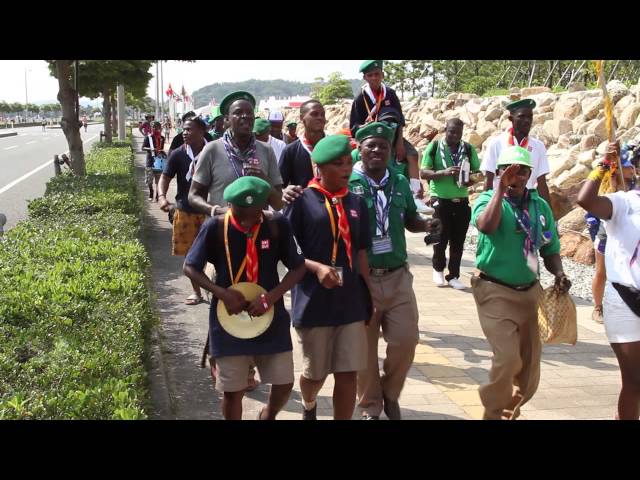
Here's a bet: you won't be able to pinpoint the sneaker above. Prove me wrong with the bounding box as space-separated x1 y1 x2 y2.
432 270 446 287
592 305 604 324
448 278 466 290
302 403 317 421
361 414 379 420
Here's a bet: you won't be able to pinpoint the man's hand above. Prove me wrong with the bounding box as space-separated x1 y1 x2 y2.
316 264 341 289
159 198 172 212
426 218 441 233
554 273 571 294
246 292 272 317
444 166 461 178
603 141 620 169
498 163 521 190
221 288 249 315
282 185 303 205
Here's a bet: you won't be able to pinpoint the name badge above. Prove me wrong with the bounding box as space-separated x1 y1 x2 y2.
335 266 344 286
372 235 393 254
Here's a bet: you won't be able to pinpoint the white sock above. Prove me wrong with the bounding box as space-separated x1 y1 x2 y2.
303 399 316 410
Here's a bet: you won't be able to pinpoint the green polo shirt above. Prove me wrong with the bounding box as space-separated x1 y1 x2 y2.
421 141 480 199
471 189 561 286
349 170 417 269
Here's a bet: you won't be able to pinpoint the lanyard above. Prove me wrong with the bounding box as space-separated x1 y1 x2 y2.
223 210 262 284
363 87 384 121
323 197 340 266
360 173 394 235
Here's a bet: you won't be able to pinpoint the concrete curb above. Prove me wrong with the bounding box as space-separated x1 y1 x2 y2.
0 132 17 138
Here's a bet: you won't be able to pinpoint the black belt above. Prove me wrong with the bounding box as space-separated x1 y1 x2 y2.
478 272 537 291
440 197 469 204
370 264 406 276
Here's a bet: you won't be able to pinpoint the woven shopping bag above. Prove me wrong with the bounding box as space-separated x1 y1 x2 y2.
537 285 578 345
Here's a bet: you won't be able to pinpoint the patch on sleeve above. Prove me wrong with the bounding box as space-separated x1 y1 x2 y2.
260 239 270 250
350 209 359 218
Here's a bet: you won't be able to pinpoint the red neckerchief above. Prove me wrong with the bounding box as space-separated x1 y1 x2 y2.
228 212 263 283
152 131 163 153
307 178 353 269
508 127 528 149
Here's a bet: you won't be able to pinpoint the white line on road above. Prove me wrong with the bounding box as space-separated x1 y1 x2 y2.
0 134 98 196
4 145 18 150
26 141 36 145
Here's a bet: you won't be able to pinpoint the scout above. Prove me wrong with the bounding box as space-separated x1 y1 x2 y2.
183 176 306 420
350 122 441 420
254 117 287 162
471 146 570 420
284 135 373 420
350 60 406 161
209 106 225 140
420 118 481 289
480 99 551 204
280 100 327 203
284 121 298 144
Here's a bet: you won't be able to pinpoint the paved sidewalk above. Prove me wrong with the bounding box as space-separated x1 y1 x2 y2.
138 133 620 420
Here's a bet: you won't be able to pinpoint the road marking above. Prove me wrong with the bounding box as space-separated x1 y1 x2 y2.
0 134 98 196
4 145 18 150
26 141 36 145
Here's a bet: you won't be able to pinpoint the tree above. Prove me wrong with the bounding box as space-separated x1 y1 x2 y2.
312 72 354 105
48 60 85 175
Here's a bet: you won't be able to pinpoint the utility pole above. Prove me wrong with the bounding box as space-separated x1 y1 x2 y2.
155 61 160 119
117 84 126 141
160 60 164 119
24 68 28 123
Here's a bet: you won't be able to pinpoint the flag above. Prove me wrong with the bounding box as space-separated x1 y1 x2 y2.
181 85 187 97
166 83 174 97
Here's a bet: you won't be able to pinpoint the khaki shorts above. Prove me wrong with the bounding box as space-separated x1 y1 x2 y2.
172 209 206 256
296 321 367 381
214 351 294 393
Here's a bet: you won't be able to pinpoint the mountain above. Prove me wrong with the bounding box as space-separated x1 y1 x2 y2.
192 78 364 108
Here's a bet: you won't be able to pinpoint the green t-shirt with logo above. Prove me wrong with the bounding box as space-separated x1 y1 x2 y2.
471 189 560 286
349 170 417 269
421 141 480 199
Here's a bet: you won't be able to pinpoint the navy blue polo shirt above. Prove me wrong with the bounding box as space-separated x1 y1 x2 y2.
284 188 372 328
184 213 305 357
278 138 315 188
162 145 198 214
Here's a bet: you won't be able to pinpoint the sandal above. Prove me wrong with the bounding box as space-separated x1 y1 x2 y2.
185 294 204 305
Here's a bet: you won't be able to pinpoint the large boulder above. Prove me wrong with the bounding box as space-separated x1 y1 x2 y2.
617 126 640 144
557 206 587 233
607 80 630 104
529 91 556 108
577 149 596 167
476 118 497 141
553 97 582 120
547 147 574 178
572 114 587 133
543 118 573 142
548 184 573 220
620 102 640 130
463 130 483 149
614 95 636 123
484 106 502 122
521 86 552 97
533 112 554 126
580 134 599 151
559 232 583 258
587 117 608 141
553 164 590 189
574 240 595 265
581 96 604 120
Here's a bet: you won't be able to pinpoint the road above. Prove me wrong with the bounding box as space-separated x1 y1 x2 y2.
0 124 102 231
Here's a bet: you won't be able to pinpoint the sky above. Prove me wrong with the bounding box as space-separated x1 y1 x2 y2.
0 60 365 105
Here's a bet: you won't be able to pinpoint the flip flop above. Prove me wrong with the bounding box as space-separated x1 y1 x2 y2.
185 294 204 305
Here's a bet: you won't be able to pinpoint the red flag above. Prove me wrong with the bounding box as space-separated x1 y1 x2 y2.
166 83 174 97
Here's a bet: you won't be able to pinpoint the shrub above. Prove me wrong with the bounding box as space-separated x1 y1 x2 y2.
0 143 152 419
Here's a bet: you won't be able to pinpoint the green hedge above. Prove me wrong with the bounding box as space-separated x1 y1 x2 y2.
0 143 153 419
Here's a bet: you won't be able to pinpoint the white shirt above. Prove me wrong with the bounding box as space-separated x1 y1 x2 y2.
480 131 550 190
268 135 287 163
603 190 640 289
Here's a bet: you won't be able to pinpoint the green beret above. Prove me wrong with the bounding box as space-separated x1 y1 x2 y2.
506 98 536 112
219 91 256 116
311 135 352 165
359 60 383 74
211 106 223 121
223 176 271 208
286 121 297 128
355 121 394 144
351 148 360 165
496 146 532 168
253 118 271 135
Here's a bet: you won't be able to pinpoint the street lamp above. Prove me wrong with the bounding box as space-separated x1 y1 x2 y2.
24 68 29 123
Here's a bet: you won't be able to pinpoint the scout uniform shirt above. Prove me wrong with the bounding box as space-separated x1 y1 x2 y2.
278 137 322 188
350 86 405 136
284 188 371 328
471 189 560 287
349 168 417 269
184 213 305 357
421 141 481 199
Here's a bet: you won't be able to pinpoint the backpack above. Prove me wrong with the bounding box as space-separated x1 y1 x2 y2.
429 140 472 169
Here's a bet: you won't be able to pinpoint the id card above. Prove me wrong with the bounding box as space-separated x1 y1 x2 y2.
372 235 393 255
335 267 344 286
526 251 539 275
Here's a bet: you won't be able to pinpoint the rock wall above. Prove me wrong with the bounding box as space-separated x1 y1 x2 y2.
281 80 640 265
